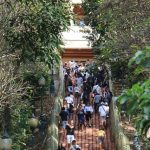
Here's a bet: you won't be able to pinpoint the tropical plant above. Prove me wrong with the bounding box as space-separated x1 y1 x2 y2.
82 0 150 81
118 46 150 137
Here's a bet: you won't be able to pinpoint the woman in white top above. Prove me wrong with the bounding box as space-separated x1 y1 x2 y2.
84 102 93 127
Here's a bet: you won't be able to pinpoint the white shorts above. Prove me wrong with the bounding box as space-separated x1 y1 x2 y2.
67 135 75 144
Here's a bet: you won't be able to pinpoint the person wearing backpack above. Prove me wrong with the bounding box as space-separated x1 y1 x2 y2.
74 84 81 100
92 83 101 95
84 102 93 127
98 102 109 128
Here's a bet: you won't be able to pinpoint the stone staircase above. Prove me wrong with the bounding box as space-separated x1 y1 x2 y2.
59 98 115 150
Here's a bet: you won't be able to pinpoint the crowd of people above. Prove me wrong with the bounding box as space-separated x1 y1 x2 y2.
58 60 112 150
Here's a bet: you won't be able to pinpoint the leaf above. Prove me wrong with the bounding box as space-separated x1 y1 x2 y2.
144 106 150 115
131 83 143 96
134 66 144 75
142 58 150 68
128 51 143 66
127 100 139 114
139 94 150 102
118 95 129 104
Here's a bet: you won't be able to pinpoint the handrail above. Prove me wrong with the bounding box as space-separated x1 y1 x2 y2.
45 62 64 150
107 65 131 150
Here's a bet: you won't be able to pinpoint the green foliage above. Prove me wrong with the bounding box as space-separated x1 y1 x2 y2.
23 65 51 100
11 103 32 150
118 79 150 135
86 62 99 75
129 46 150 69
128 46 150 85
0 0 70 149
2 0 70 66
118 46 150 137
83 0 150 141
111 60 128 80
83 0 150 81
0 102 32 150
23 70 50 88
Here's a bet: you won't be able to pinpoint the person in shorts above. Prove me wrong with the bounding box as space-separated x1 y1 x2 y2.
98 102 109 128
77 105 85 131
98 126 105 149
84 102 93 127
99 102 106 127
66 120 75 149
59 107 69 132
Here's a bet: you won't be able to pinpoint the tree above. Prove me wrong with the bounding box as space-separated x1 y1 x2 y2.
83 0 150 145
0 0 71 149
0 55 32 149
83 0 150 81
1 0 70 68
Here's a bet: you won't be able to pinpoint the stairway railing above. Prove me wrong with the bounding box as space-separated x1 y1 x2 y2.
45 62 64 150
107 66 131 150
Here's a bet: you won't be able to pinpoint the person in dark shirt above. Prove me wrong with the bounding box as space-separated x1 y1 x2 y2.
66 120 75 149
59 107 69 132
94 92 101 113
84 102 94 127
77 105 85 131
